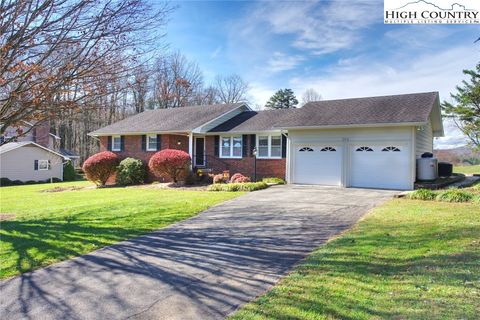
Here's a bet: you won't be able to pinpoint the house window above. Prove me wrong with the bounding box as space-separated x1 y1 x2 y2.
257 134 282 158
320 147 336 152
382 146 401 152
356 146 373 152
147 135 158 151
112 135 122 151
220 136 242 158
38 160 49 170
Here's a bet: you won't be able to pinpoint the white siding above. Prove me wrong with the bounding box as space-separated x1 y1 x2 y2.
0 145 64 181
415 118 433 158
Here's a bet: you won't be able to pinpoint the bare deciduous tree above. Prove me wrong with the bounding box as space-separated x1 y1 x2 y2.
0 0 172 143
214 74 249 104
301 88 322 106
153 52 204 108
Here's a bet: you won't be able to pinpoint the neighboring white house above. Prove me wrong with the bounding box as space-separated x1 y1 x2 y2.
0 142 69 182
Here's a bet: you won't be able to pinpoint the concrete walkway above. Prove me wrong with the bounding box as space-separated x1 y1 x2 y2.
0 185 397 320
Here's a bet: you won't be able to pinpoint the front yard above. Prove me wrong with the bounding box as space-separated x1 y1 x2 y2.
0 181 241 279
232 199 480 319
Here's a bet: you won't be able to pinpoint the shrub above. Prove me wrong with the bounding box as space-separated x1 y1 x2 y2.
406 189 436 201
435 189 474 203
82 151 119 186
208 181 268 192
0 177 13 186
230 173 251 183
63 161 77 181
116 157 145 186
24 180 38 185
262 177 286 185
213 173 227 184
148 149 191 182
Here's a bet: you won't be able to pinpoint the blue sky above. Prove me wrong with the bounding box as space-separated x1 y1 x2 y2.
162 0 479 148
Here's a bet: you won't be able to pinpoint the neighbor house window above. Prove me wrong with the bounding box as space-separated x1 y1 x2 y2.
112 135 122 151
220 136 242 158
147 134 158 151
257 135 282 158
38 160 49 170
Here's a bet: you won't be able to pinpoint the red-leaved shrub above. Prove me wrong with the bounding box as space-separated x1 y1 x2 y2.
82 151 119 186
148 149 191 182
230 173 251 183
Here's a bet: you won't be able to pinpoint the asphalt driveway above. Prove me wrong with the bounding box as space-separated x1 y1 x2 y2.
0 185 397 320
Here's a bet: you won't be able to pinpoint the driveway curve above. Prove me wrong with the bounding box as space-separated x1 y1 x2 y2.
0 185 396 320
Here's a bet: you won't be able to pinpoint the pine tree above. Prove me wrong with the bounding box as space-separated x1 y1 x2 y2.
265 89 298 109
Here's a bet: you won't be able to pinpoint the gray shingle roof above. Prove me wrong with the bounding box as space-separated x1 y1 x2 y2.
275 92 439 128
89 103 244 135
209 109 295 132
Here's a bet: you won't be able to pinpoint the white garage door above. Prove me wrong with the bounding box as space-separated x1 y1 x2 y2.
293 145 342 186
350 143 411 190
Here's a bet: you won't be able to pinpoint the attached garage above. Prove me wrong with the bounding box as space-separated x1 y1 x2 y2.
349 142 411 190
293 145 342 185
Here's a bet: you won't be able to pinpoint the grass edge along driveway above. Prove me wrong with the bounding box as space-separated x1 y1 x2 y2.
231 199 480 320
0 181 242 279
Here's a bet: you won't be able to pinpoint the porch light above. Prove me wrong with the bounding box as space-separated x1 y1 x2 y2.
177 139 182 145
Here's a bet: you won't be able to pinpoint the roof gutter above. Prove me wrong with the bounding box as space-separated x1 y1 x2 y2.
275 122 427 130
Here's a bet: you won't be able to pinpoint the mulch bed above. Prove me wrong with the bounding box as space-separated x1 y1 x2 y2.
414 174 465 190
0 214 16 221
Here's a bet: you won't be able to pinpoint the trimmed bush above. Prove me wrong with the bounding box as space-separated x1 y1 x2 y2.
213 173 227 184
230 173 251 183
0 177 13 186
148 149 191 182
208 181 268 192
82 151 119 186
262 177 286 185
435 189 474 203
406 189 436 201
63 161 77 181
116 157 145 186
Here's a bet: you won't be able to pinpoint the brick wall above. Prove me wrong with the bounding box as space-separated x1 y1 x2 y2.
99 134 189 183
204 136 286 180
34 122 51 148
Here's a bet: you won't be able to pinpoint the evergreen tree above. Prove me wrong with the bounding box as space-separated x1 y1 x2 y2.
265 89 298 109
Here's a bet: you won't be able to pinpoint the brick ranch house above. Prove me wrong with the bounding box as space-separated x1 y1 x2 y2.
89 92 444 190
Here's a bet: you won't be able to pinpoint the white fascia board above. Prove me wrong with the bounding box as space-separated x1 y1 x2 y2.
0 141 69 159
88 131 191 137
276 122 426 130
203 129 282 136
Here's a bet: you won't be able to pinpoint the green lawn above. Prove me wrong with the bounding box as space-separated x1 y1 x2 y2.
0 181 241 279
454 165 480 175
231 199 480 320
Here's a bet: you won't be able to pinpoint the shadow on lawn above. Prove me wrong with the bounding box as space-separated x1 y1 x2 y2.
240 224 480 320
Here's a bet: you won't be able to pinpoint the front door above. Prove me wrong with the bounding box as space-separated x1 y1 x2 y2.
194 137 205 167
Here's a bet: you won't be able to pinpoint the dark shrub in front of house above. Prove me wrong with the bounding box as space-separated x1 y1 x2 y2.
82 151 119 187
63 161 77 181
148 149 191 183
116 157 145 186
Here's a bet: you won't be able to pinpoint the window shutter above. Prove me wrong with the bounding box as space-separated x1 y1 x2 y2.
214 136 219 157
34 160 38 170
281 134 287 158
250 134 256 156
242 135 248 157
141 135 146 151
120 136 125 151
48 160 51 170
156 134 161 151
107 136 112 151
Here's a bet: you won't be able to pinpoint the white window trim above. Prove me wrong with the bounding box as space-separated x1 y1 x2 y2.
112 135 122 151
146 134 157 151
256 134 282 159
38 159 49 171
220 135 243 159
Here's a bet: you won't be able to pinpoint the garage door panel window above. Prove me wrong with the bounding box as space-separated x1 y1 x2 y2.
356 146 373 152
320 146 336 152
299 147 314 152
257 135 282 158
382 146 401 152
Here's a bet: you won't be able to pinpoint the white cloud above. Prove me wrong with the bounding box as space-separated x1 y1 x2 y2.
266 52 305 73
246 0 380 55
